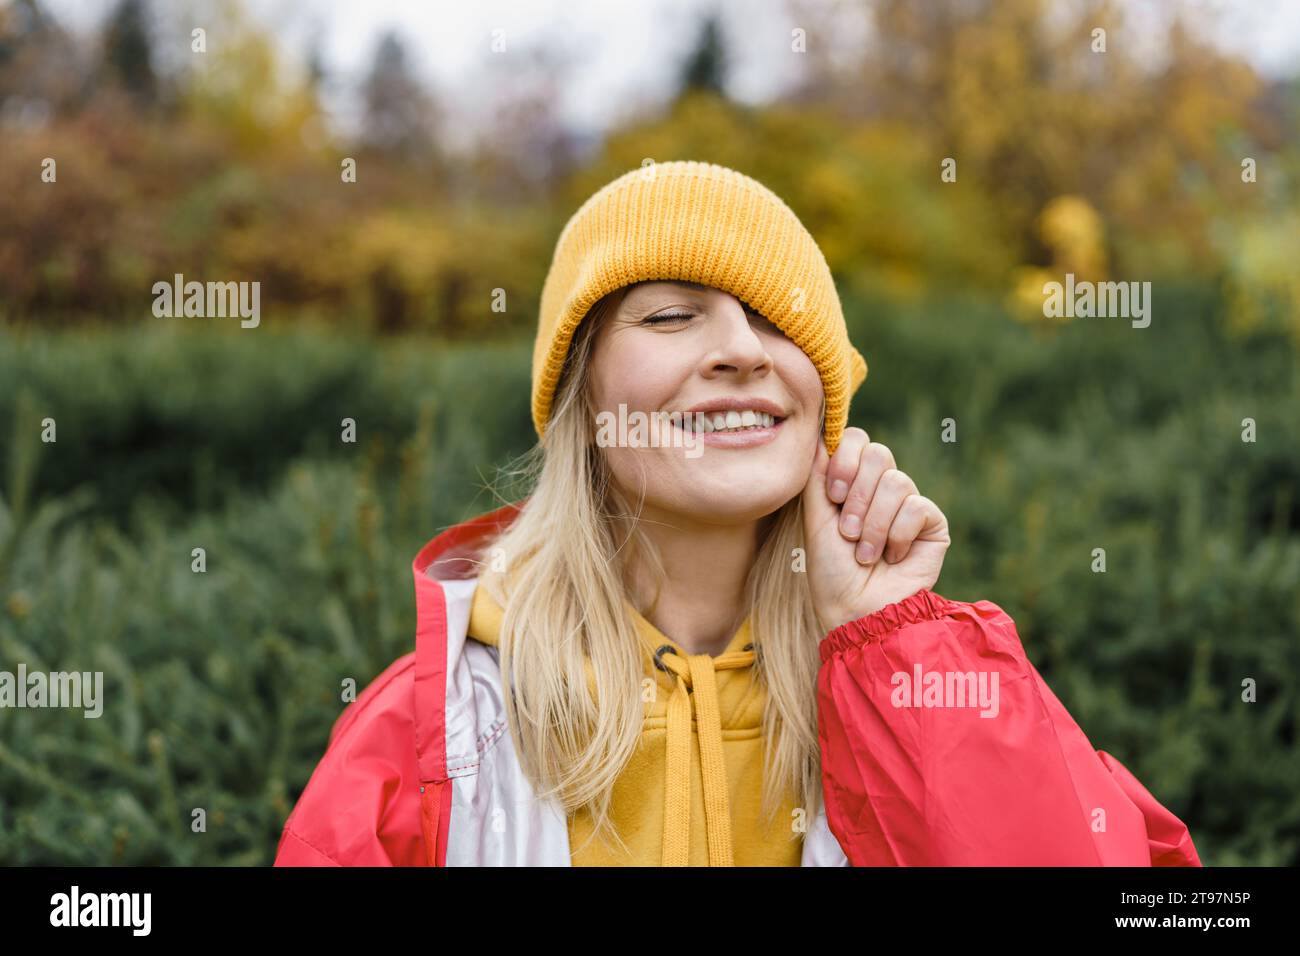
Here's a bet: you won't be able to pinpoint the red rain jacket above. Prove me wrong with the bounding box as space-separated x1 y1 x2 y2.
275 502 1202 866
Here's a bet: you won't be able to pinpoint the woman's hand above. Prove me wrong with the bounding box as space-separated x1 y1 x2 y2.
801 427 951 632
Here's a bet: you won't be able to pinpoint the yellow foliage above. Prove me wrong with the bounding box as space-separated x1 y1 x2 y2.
1039 196 1107 281
1007 266 1060 327
1007 196 1109 328
351 213 452 292
1221 211 1300 346
180 0 324 158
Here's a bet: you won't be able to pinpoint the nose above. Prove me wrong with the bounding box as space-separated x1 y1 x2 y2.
697 293 774 382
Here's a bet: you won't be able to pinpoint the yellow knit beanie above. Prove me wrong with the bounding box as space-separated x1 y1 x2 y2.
533 160 867 454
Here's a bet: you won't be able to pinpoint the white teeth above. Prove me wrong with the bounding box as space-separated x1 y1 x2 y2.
678 409 781 433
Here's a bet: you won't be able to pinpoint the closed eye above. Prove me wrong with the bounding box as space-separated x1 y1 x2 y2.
641 305 769 326
641 310 694 325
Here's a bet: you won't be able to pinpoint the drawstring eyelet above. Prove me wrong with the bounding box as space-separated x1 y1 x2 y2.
653 644 692 694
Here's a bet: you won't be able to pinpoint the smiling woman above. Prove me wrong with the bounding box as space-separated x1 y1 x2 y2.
274 160 1202 868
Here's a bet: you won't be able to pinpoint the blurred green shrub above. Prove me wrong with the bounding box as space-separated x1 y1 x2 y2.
1 283 1296 864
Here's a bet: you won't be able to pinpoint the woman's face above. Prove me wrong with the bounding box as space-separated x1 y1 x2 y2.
588 280 824 524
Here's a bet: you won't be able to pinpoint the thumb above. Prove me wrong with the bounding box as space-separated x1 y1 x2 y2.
801 434 837 531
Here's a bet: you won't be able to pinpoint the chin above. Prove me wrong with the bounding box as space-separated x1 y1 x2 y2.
663 473 800 525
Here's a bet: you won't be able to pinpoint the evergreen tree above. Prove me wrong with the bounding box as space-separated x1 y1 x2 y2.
0 0 82 116
678 12 727 98
102 0 156 104
360 30 436 159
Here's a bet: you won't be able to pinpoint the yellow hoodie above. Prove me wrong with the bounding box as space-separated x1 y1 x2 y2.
466 582 803 866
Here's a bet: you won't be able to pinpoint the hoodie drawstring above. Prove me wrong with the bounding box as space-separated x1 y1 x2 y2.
653 642 756 866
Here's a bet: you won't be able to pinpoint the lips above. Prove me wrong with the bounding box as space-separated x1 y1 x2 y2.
682 397 788 420
660 408 785 450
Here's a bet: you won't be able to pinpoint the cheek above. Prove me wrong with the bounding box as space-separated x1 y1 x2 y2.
588 337 686 492
773 346 824 466
773 341 823 415
590 335 679 415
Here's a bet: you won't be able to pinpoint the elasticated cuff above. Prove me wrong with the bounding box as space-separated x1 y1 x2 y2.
819 588 958 661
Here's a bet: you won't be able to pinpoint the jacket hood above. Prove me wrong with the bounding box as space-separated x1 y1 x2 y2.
414 500 527 587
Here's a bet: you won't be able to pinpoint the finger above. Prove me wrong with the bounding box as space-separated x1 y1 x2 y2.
825 427 869 504
801 434 836 530
882 494 937 563
838 441 897 541
856 468 917 564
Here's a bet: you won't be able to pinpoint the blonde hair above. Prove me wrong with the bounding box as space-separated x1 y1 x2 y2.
478 286 826 858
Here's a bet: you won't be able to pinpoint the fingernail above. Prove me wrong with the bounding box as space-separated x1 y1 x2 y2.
829 480 848 502
841 514 861 538
858 543 876 564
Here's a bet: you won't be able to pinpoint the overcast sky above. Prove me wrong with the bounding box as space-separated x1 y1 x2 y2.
41 0 1300 142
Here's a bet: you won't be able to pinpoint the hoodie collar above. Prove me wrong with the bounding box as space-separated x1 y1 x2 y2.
468 579 755 867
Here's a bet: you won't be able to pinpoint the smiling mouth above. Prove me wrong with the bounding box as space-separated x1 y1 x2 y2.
671 409 784 434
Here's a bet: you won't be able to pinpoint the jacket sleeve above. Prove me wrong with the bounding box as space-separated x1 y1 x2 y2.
816 588 1202 867
274 653 430 867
